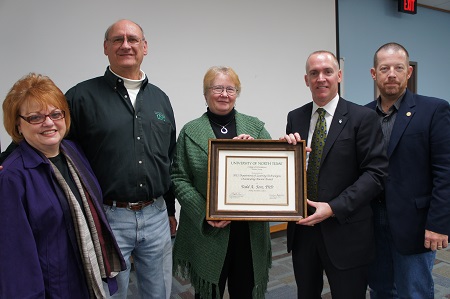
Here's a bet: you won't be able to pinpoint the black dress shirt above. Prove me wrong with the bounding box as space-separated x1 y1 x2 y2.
65 67 176 214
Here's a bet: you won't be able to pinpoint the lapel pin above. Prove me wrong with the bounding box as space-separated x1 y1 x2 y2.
406 112 412 117
339 119 342 124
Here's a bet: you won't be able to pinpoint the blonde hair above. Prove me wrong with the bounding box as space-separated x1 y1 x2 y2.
203 66 241 96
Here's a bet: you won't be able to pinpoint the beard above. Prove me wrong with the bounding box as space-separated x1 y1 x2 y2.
384 85 400 95
380 81 405 98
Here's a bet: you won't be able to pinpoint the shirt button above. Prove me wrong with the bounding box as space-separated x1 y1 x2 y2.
139 161 142 164
139 184 143 187
137 137 141 140
125 95 128 98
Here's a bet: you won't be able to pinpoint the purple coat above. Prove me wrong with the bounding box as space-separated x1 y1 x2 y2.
0 140 125 298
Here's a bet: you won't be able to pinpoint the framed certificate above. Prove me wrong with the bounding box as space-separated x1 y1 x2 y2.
206 139 306 221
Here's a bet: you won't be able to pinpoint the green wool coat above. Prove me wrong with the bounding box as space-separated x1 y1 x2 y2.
172 111 272 299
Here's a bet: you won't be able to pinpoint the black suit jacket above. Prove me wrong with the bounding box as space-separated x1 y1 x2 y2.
286 97 388 270
366 90 450 255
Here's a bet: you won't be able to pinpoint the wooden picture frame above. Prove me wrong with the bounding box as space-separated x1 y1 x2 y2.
206 139 307 221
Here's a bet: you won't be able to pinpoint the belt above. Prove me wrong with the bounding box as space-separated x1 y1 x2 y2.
104 199 154 211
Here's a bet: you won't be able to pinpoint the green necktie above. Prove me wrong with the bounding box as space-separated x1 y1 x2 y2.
307 108 327 203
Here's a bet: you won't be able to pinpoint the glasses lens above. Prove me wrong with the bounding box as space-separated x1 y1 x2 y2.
49 111 64 120
211 86 237 95
127 37 141 44
110 36 141 45
28 115 45 124
23 111 65 124
226 87 236 95
212 86 224 94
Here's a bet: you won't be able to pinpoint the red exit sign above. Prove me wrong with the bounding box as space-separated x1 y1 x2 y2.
398 0 417 14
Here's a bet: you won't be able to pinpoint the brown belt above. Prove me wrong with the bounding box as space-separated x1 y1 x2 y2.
104 199 154 211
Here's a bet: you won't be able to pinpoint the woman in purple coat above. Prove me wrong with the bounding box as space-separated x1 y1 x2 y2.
0 73 126 298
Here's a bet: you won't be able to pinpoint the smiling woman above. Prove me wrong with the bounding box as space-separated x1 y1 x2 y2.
17 105 67 157
2 76 72 159
0 73 125 298
171 66 273 299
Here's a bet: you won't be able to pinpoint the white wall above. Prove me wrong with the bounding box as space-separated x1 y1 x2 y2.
0 0 336 148
1 1 336 218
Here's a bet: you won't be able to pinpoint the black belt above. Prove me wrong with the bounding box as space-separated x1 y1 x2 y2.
104 199 154 211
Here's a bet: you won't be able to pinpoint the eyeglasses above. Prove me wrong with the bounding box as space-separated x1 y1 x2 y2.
19 110 65 124
209 85 238 96
107 36 143 46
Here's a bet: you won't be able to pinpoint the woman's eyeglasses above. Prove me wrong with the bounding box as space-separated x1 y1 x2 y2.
19 110 65 124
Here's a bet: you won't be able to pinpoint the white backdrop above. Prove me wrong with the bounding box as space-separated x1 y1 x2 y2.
0 0 337 223
0 0 336 148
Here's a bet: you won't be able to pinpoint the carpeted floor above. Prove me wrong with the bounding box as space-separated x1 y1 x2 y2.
125 230 450 298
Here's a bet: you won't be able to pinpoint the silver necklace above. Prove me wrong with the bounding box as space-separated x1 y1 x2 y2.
210 119 233 134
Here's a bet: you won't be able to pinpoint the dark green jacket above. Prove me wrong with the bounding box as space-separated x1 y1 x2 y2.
172 111 272 299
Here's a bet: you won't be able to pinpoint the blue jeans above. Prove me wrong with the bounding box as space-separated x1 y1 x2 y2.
104 196 172 299
369 201 435 299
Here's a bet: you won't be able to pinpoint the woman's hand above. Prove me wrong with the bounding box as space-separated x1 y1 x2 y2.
207 220 231 228
233 134 254 140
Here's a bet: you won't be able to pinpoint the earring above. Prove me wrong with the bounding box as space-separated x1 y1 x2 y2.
205 101 208 107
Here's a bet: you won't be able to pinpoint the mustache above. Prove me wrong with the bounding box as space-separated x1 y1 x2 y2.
385 80 399 85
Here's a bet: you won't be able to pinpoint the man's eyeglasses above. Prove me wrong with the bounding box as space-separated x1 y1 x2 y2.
209 85 238 96
19 110 65 124
107 36 143 46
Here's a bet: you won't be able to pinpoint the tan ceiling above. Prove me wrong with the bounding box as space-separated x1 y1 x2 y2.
418 0 450 12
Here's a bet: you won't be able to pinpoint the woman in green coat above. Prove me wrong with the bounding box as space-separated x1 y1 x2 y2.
172 66 272 299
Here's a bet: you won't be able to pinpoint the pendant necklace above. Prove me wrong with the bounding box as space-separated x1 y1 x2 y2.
210 119 233 134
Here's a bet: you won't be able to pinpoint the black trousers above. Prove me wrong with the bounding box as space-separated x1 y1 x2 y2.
291 224 368 299
195 221 254 299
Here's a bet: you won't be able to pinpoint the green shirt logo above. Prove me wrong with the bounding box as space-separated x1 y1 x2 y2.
154 111 166 121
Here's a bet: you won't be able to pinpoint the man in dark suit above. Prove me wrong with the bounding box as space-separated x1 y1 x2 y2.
366 42 450 298
283 50 388 298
